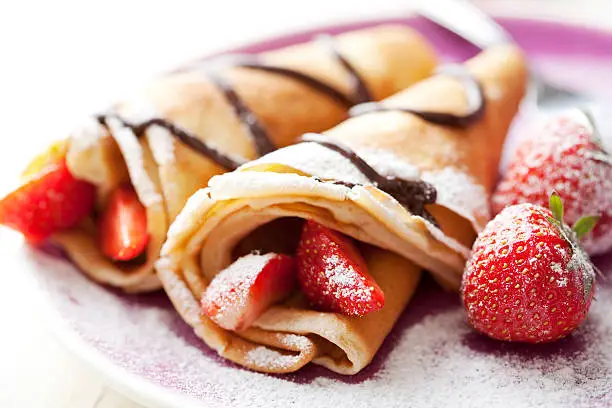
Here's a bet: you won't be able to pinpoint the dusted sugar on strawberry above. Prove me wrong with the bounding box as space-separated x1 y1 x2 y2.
297 220 384 316
462 202 596 343
492 115 612 255
202 253 297 331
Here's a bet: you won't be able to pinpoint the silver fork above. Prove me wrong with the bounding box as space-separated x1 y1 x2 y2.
414 0 594 111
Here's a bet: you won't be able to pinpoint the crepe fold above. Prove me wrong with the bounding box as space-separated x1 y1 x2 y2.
53 25 438 292
155 45 527 374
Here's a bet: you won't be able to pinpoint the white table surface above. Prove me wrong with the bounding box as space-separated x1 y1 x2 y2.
1 1 611 407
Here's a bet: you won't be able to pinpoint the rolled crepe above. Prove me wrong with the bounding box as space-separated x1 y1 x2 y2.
52 25 438 292
156 45 527 374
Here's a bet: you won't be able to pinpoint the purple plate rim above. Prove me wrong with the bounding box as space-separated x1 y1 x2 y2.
218 15 612 57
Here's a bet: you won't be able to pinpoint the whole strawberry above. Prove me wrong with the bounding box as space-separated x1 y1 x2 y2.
462 193 597 343
492 113 612 255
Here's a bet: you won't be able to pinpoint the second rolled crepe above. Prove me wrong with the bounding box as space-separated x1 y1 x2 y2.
52 25 437 292
156 45 528 374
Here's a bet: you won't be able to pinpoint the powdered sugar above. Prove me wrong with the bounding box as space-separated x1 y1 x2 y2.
205 252 274 300
322 253 374 303
242 143 421 186
105 117 162 207
245 347 302 371
493 115 612 255
118 95 159 124
241 142 373 186
325 254 356 285
119 96 177 166
147 125 176 166
203 252 276 329
69 116 107 152
378 301 612 408
279 334 312 349
21 240 612 408
358 148 420 180
423 168 490 231
241 142 487 236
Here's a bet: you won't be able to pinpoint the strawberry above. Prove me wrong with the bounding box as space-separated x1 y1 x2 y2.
296 220 384 316
462 193 597 343
201 252 297 331
99 184 150 261
492 113 612 255
0 158 96 243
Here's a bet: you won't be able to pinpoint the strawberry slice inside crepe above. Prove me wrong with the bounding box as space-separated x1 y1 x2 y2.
201 220 385 332
202 253 298 331
297 220 385 316
99 184 150 261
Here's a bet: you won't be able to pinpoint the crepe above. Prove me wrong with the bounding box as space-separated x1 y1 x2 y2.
51 25 438 292
156 45 527 374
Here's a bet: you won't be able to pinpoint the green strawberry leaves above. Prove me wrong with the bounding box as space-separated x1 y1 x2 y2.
549 191 564 223
548 191 600 240
543 191 597 304
573 215 601 239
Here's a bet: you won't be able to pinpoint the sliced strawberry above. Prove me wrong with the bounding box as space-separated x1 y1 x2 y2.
0 158 96 243
202 253 298 331
296 220 384 316
99 184 150 261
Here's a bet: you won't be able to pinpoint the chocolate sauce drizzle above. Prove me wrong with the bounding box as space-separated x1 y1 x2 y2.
191 36 373 159
201 42 372 155
301 133 438 225
208 71 277 156
94 38 373 171
233 60 355 108
317 34 373 104
95 114 245 171
349 65 485 128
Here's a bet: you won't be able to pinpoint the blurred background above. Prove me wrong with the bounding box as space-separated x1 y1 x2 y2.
0 0 610 407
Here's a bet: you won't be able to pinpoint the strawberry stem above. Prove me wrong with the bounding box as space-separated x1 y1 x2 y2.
580 108 603 146
572 215 600 240
579 108 612 165
549 191 564 223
